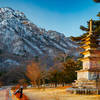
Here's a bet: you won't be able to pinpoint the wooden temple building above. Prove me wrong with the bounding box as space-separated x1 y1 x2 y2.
73 19 100 90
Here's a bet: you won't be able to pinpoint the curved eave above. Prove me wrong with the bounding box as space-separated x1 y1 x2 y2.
80 56 100 61
77 69 100 72
81 34 97 41
80 50 91 54
81 40 98 45
81 34 91 41
80 45 99 49
80 44 91 49
81 49 100 54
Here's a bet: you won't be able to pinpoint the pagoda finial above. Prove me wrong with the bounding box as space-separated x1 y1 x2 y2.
89 19 93 35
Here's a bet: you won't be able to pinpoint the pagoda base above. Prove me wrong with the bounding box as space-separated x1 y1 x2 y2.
66 88 100 95
66 69 100 95
75 69 100 89
73 79 100 89
66 79 100 95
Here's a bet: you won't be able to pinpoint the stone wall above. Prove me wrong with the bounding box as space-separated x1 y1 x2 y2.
77 71 89 80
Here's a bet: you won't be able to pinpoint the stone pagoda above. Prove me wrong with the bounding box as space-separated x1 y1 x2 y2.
74 19 100 89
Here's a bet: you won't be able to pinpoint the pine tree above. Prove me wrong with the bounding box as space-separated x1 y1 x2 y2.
93 0 100 2
97 12 100 18
71 12 100 45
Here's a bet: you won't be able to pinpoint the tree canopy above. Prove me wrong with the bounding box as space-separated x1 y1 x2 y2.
93 0 100 2
71 12 100 45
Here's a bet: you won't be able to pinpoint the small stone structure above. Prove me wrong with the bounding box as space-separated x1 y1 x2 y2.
68 19 100 94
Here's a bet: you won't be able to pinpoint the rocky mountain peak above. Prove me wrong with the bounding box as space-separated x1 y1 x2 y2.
0 7 80 68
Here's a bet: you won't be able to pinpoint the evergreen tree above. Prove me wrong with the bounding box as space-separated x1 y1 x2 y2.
48 57 82 86
71 12 100 45
97 12 100 19
0 49 2 54
93 0 100 2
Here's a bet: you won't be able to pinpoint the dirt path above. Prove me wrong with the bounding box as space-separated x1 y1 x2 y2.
0 89 9 100
24 88 100 100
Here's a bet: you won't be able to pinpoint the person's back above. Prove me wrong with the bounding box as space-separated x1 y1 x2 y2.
20 86 23 98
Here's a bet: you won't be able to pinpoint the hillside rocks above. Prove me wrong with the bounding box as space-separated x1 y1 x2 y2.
0 7 80 68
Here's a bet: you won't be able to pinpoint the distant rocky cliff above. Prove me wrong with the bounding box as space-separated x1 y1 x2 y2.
0 7 80 68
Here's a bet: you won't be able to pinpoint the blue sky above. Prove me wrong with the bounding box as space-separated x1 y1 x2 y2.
0 0 100 37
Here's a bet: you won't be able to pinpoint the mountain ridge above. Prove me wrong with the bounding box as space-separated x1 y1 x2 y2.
0 7 80 68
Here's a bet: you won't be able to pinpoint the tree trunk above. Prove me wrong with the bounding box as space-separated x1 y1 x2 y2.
43 79 45 90
55 82 57 87
37 79 40 88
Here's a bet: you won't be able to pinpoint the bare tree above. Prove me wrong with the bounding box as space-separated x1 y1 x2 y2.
26 61 41 87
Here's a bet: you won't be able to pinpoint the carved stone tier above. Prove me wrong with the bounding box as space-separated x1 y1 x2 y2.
73 79 100 89
77 69 100 80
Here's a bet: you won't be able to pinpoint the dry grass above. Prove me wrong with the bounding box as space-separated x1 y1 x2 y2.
23 87 100 100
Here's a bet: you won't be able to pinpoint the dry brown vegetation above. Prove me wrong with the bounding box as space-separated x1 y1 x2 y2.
23 87 100 100
26 62 41 87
